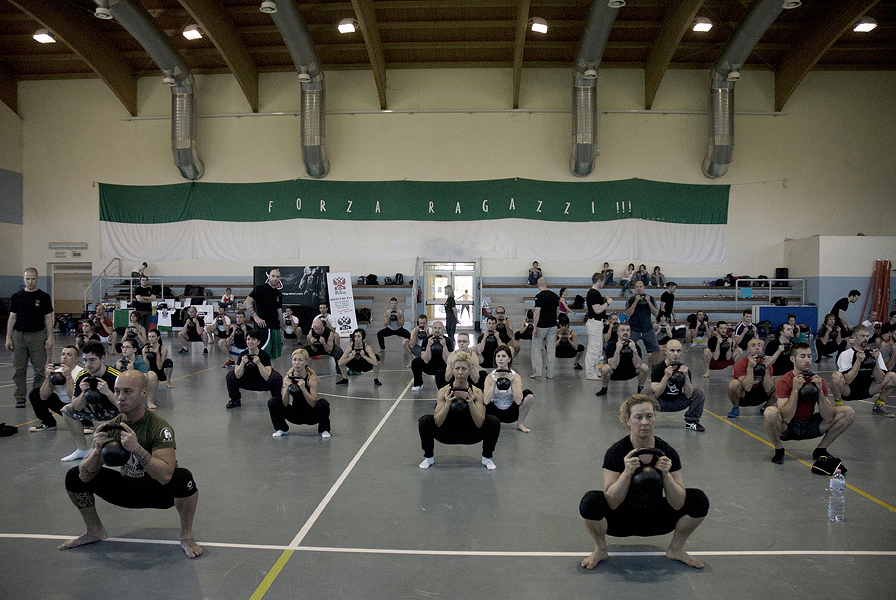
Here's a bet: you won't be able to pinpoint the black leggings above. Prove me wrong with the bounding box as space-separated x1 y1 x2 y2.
816 338 846 357
579 488 709 537
376 327 410 350
418 414 500 459
268 397 331 434
412 357 447 388
65 466 197 509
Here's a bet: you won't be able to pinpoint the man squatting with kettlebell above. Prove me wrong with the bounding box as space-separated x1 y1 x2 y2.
579 394 709 569
59 370 202 558
763 342 855 465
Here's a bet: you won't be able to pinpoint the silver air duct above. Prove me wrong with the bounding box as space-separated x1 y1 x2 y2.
570 1 624 177
702 0 800 179
95 0 204 180
267 1 329 178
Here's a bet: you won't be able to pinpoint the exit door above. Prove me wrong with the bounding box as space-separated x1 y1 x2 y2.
422 262 477 328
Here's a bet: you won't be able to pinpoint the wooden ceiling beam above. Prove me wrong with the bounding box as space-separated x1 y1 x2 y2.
8 0 137 116
644 0 704 110
351 0 388 109
178 0 259 112
511 0 530 109
774 0 881 111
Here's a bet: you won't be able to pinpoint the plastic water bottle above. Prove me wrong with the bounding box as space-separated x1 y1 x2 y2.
828 469 846 522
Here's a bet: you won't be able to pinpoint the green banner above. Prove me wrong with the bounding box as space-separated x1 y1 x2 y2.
99 178 729 225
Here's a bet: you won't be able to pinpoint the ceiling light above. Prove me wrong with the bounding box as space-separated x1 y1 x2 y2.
854 17 877 33
529 17 548 34
33 29 55 44
608 1 625 7
338 18 358 34
782 1 802 9
182 24 203 40
94 7 113 19
259 1 277 14
692 17 713 32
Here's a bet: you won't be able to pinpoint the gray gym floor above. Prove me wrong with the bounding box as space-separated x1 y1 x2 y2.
1 332 894 599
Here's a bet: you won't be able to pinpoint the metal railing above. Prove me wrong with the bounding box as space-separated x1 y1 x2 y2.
734 278 805 308
84 258 121 310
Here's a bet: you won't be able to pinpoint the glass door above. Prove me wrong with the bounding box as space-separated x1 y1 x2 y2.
422 262 477 329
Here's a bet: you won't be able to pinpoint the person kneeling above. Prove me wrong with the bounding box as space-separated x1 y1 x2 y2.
225 329 283 409
726 338 775 418
763 343 854 465
59 371 201 558
336 328 381 386
579 394 708 570
270 348 331 439
484 345 535 433
417 352 500 470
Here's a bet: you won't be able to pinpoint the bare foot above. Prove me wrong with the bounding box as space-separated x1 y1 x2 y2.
180 538 203 558
701 372 710 378
666 548 704 568
517 424 531 433
147 403 157 410
166 382 174 389
581 548 609 569
59 528 107 550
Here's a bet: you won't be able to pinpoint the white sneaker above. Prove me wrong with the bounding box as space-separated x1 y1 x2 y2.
321 431 331 439
29 424 55 432
61 449 89 462
272 430 288 438
419 457 434 469
83 426 94 434
411 385 423 392
482 457 497 470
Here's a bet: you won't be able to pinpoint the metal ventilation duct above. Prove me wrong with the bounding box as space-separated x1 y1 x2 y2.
96 0 204 180
702 0 800 179
570 1 624 177
267 0 330 179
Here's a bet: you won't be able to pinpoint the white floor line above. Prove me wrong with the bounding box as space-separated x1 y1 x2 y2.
286 380 412 549
2 534 895 558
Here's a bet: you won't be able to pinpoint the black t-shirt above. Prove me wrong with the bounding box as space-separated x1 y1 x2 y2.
534 290 560 328
764 339 793 375
651 361 691 400
603 435 681 509
707 335 732 359
249 283 283 330
586 288 607 321
606 339 640 378
73 366 121 417
133 286 153 312
237 349 272 384
232 326 248 350
831 298 849 328
659 291 675 316
10 288 53 332
445 297 457 326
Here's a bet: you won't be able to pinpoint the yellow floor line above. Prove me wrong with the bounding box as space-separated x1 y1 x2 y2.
248 549 295 600
705 409 896 514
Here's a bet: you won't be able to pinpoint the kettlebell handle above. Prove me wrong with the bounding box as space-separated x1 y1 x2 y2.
632 447 665 465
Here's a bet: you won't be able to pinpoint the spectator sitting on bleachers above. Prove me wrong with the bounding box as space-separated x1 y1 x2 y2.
651 266 666 288
219 287 234 310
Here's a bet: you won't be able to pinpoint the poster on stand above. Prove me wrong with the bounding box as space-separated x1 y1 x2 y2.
326 272 358 338
253 266 329 307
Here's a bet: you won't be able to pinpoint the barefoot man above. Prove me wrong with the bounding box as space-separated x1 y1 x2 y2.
59 370 202 558
579 394 708 569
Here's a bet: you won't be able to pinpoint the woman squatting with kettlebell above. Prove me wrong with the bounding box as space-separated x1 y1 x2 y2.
579 394 709 570
483 345 535 433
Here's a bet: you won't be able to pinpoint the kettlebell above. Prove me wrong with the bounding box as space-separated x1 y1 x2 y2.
49 369 66 386
495 369 512 391
84 377 104 405
619 341 634 359
753 360 767 380
287 376 302 396
430 340 443 355
100 424 131 467
668 362 686 389
417 329 428 341
630 448 665 495
798 372 819 402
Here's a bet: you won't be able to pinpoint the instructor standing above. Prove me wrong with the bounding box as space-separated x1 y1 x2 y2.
6 267 53 408
245 268 285 360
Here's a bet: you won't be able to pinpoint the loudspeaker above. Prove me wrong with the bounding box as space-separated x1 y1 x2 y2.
774 268 788 287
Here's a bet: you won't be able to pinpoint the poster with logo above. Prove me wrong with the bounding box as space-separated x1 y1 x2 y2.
326 272 358 338
253 266 329 308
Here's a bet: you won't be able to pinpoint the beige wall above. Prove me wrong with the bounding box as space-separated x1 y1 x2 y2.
0 101 23 283
17 68 896 280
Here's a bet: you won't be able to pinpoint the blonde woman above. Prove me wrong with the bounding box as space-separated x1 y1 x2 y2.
270 348 331 439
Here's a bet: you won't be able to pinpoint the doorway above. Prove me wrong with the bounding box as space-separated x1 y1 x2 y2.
422 262 477 329
49 262 92 318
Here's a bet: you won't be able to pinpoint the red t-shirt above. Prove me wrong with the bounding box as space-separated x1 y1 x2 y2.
95 316 113 338
732 356 773 391
775 370 829 422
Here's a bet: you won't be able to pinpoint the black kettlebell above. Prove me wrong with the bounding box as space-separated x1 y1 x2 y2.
450 387 470 413
860 353 877 370
417 329 428 341
100 424 131 467
798 372 819 402
668 362 686 389
430 339 443 355
49 367 66 386
619 341 634 359
753 359 766 380
84 377 104 405
720 341 731 356
495 369 512 391
287 376 302 396
390 312 398 322
630 448 665 494
145 350 157 364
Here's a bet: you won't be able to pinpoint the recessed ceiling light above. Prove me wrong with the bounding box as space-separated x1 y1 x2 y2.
692 17 712 33
33 28 56 44
854 17 877 33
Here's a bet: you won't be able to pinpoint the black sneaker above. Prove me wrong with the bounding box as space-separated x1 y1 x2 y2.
374 379 383 386
203 348 209 355
178 347 189 354
574 363 583 370
685 421 705 432
336 378 349 385
595 387 607 397
15 400 26 408
225 399 241 409
771 449 785 464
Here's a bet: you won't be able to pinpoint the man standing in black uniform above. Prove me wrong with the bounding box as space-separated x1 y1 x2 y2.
531 277 560 379
133 275 156 333
245 268 285 360
6 267 54 408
